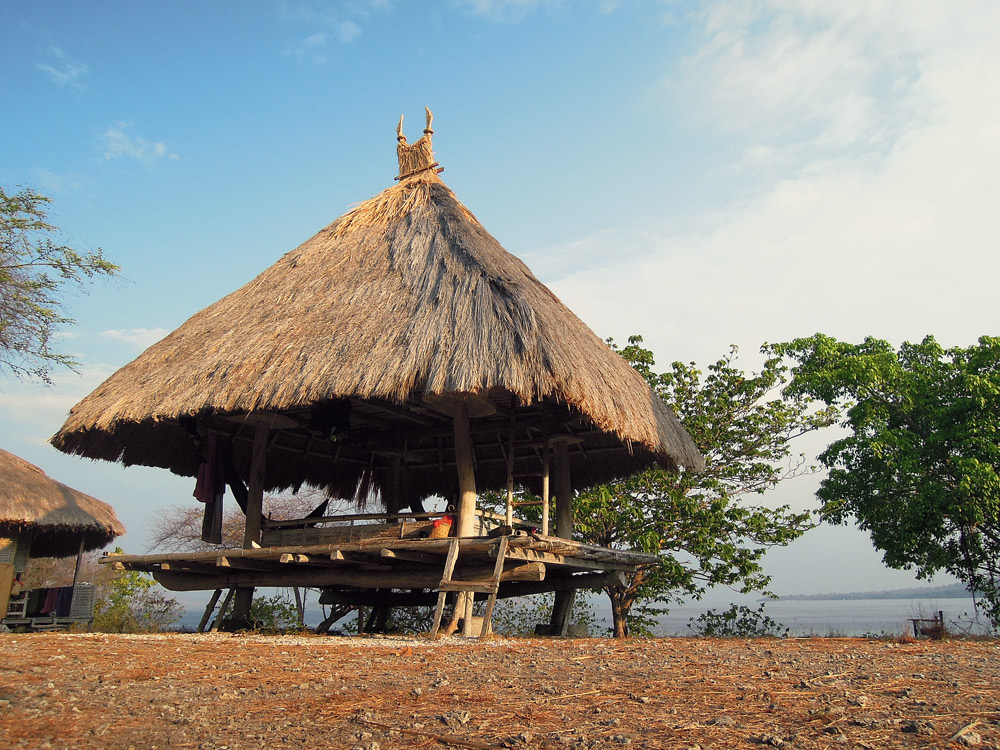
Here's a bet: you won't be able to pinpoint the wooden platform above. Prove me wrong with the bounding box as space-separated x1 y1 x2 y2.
103 531 656 596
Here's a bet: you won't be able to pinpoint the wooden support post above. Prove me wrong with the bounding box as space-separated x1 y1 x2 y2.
210 588 236 632
505 412 515 527
452 401 478 634
69 536 86 617
386 455 401 515
479 535 509 638
541 416 550 537
197 589 223 633
461 591 475 636
0 563 15 625
453 401 477 537
550 439 575 636
233 420 270 622
244 421 270 547
431 539 460 639
554 441 572 539
293 587 305 627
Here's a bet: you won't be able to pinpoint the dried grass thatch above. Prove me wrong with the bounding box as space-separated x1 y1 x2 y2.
0 449 125 556
52 118 702 503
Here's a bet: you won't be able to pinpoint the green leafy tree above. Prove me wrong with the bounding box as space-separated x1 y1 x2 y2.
248 592 302 634
773 333 1000 626
93 548 183 633
1 186 119 382
572 337 839 637
687 603 789 638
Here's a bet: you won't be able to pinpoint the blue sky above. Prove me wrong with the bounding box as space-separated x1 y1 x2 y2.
3 1 998 601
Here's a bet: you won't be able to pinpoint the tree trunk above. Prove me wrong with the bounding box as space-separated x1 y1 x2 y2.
292 587 305 627
607 587 631 638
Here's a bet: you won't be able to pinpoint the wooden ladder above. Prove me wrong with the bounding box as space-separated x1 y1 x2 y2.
431 535 509 639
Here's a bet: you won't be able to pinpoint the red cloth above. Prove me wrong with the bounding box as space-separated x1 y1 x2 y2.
433 515 455 530
41 587 59 615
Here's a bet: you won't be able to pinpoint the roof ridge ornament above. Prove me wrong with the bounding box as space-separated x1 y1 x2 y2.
395 107 443 181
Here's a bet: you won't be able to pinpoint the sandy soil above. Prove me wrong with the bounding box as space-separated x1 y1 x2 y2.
0 633 997 749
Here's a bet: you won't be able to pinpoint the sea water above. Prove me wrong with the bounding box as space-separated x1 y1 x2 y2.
172 594 990 637
647 596 987 637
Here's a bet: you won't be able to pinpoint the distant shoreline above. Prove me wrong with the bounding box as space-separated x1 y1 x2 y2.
777 582 975 601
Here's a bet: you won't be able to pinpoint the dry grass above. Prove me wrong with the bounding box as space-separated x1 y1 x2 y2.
1 633 997 749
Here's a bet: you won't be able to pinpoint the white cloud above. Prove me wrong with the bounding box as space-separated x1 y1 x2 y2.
36 46 89 89
32 169 88 195
0 362 116 424
451 0 563 23
670 2 942 176
278 2 373 61
287 32 330 64
102 123 178 164
337 20 362 42
100 328 169 349
539 1 1000 372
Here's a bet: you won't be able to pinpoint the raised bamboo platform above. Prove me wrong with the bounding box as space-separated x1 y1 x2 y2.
102 510 657 636
104 529 653 593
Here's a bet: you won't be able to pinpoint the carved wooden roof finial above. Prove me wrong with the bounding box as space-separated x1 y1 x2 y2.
396 107 441 181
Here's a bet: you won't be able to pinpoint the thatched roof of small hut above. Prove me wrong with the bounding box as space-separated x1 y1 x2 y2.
52 112 702 505
0 449 125 557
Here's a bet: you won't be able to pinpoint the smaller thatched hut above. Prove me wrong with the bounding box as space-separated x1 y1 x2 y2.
1 448 125 625
0 449 125 556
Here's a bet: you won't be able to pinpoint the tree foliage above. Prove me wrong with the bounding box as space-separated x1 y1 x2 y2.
0 186 119 382
571 337 839 637
687 603 789 638
774 333 1000 626
248 592 303 634
92 547 183 633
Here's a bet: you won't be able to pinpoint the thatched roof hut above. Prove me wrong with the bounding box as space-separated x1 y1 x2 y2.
52 111 702 510
0 449 125 557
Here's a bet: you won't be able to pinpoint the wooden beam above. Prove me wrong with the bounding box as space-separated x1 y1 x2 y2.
503 546 636 572
102 532 660 568
278 553 313 564
497 570 627 597
380 549 442 564
159 561 222 575
152 561 545 592
223 411 297 430
216 556 279 572
315 569 627 608
423 392 496 419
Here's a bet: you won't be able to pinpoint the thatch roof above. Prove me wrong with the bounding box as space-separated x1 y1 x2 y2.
0 448 125 556
52 114 702 505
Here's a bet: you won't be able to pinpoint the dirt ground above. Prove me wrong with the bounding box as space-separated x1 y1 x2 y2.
0 633 997 750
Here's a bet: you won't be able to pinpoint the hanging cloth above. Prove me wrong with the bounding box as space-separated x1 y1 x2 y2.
194 434 226 544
